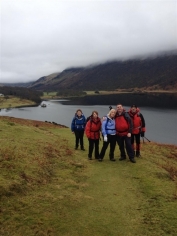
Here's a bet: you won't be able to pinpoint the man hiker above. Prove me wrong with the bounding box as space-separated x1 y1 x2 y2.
115 104 136 163
128 105 146 157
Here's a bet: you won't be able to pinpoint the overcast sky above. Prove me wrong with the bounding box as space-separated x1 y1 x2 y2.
1 0 177 83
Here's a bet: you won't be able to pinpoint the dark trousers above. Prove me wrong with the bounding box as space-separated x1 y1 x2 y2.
116 135 134 159
131 134 140 151
74 130 84 148
99 135 116 160
88 139 99 158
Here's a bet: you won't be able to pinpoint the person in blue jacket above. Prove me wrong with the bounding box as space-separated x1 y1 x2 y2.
71 109 86 150
98 109 116 161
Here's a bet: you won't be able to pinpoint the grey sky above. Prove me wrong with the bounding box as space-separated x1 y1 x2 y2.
1 0 177 83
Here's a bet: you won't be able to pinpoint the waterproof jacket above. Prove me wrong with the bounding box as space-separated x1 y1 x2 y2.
102 115 116 136
71 114 86 132
128 108 146 134
115 111 133 136
85 116 101 140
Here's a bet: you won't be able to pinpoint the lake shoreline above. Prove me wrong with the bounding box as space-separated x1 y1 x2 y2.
0 100 177 145
1 91 177 109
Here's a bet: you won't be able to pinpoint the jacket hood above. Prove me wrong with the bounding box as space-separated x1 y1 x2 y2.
129 107 140 114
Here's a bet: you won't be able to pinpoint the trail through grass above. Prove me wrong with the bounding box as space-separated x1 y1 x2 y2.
0 117 177 236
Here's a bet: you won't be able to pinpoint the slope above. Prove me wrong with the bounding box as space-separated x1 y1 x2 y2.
0 116 177 236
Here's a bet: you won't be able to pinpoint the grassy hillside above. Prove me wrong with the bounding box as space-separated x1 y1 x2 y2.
0 96 37 109
0 116 177 236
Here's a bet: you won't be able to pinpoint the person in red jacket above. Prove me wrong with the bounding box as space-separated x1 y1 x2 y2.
115 104 136 163
85 111 101 160
128 105 146 157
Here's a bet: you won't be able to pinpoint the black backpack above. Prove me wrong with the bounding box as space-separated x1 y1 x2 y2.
86 116 91 124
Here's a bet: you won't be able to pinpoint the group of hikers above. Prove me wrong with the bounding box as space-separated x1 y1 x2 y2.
71 104 146 163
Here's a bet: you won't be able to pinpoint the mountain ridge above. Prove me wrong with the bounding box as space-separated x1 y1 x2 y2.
28 53 177 91
1 50 177 91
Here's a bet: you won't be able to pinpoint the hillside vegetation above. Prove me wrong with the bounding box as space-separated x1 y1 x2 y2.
0 116 177 236
29 53 177 91
0 86 42 104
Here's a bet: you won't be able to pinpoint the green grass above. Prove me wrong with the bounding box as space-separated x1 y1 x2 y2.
0 117 177 235
42 91 58 96
41 92 58 100
0 97 36 109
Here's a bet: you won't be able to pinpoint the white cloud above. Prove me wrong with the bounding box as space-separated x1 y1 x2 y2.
1 0 177 83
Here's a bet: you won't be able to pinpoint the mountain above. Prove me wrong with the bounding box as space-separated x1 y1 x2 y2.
29 53 177 91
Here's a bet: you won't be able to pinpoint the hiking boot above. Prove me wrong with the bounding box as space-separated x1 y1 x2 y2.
119 157 126 161
81 148 85 151
110 158 116 161
136 151 140 157
130 158 136 163
98 158 103 162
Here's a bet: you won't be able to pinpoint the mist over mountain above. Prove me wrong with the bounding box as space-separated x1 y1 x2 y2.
1 51 177 92
28 52 177 91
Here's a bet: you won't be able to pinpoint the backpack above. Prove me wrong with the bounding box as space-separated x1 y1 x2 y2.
101 116 114 136
86 115 92 124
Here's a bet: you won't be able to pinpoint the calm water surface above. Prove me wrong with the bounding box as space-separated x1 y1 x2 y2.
0 100 177 145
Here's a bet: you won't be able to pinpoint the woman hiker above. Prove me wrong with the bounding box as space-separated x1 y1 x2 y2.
71 109 86 151
98 109 117 162
85 111 101 160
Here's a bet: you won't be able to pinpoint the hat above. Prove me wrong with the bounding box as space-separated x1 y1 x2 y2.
131 105 137 108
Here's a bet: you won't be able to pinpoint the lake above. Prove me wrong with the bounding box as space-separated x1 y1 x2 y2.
0 99 177 145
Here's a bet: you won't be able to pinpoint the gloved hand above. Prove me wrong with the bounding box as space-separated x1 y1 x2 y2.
104 135 108 142
141 131 145 137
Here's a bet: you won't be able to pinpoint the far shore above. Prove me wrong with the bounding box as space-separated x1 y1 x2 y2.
41 89 177 100
0 96 39 109
1 90 177 109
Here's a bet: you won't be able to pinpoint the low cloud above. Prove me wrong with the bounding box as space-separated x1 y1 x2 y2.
1 0 177 83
